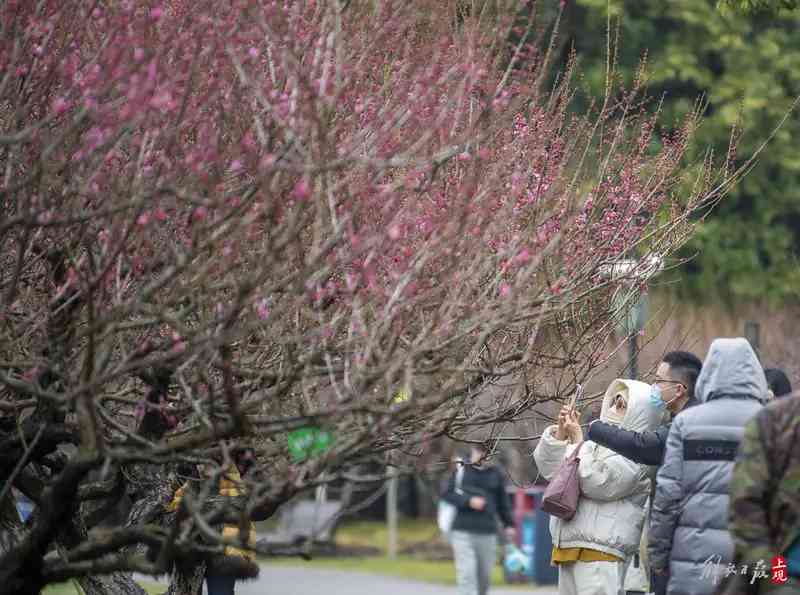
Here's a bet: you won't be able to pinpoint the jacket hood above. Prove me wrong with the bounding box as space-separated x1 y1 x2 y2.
695 338 768 404
600 379 662 432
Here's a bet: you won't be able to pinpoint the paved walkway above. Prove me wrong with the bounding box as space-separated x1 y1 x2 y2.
140 565 558 595
239 565 557 595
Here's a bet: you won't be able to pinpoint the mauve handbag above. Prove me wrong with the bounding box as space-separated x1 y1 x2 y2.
541 441 584 520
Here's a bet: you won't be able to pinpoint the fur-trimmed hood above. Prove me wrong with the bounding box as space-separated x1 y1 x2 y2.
600 378 663 433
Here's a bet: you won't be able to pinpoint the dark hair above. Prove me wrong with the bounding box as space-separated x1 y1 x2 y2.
233 447 256 476
662 350 702 399
764 368 793 398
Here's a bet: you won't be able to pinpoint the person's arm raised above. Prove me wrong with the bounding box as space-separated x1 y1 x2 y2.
533 425 570 481
587 421 667 466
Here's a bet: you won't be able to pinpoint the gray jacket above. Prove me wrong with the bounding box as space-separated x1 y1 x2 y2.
648 338 767 595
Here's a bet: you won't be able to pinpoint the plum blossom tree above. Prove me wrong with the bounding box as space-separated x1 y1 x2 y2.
0 0 735 593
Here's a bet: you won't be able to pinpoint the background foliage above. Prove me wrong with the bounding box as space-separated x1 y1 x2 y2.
720 0 800 13
537 0 800 302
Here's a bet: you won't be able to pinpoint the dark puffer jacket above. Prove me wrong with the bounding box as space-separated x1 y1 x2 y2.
649 338 767 595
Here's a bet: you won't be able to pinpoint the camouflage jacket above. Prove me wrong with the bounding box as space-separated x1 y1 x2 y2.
729 394 800 571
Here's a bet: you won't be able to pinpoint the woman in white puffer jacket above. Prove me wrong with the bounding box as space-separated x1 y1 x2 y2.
533 379 663 595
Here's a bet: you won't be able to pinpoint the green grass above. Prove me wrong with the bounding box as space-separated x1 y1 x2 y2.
42 580 162 595
334 518 441 553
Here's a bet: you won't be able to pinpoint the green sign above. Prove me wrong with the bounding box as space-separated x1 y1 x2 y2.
287 427 333 461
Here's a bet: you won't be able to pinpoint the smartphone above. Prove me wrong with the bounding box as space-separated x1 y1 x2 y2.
568 384 583 412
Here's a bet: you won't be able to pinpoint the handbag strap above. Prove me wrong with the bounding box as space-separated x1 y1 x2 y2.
567 440 585 460
454 462 465 495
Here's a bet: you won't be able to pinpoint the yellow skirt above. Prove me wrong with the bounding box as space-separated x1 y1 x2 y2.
551 547 622 565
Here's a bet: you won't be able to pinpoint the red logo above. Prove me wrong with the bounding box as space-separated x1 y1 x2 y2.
771 556 788 585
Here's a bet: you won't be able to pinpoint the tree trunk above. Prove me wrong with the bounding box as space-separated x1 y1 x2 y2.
0 491 23 562
78 573 148 595
165 562 205 595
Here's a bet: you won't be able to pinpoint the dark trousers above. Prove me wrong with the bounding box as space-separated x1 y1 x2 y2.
206 575 236 595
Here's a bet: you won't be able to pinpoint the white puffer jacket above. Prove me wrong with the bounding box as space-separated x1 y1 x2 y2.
534 379 663 560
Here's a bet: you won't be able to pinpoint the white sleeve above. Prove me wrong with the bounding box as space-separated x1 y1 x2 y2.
533 425 571 481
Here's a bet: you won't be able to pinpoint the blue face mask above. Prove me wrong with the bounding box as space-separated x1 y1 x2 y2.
649 385 666 409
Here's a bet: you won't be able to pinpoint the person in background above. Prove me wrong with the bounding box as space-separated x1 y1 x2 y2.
724 390 800 594
649 338 768 595
441 444 515 595
233 446 260 480
764 367 793 400
587 351 702 595
588 351 703 466
168 459 259 595
534 379 662 595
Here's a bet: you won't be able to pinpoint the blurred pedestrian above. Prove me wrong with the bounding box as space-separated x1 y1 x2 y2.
534 379 662 595
764 368 792 400
722 391 800 594
441 444 515 595
649 338 768 595
233 445 260 481
168 460 259 595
